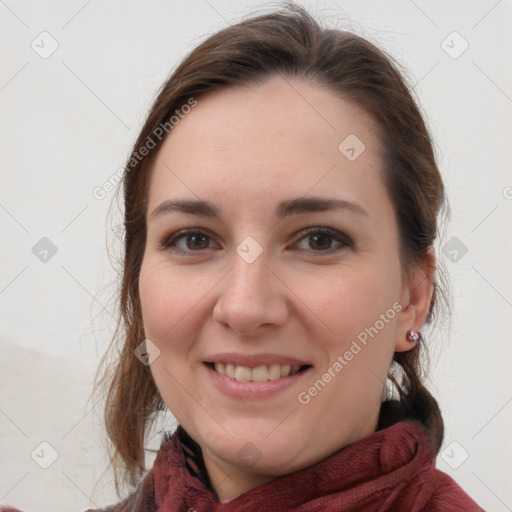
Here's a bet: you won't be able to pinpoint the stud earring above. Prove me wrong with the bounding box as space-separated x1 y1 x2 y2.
406 329 421 344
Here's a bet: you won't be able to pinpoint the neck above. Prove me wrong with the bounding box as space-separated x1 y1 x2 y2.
201 447 276 502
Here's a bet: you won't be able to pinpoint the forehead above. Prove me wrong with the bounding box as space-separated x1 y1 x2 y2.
148 76 386 216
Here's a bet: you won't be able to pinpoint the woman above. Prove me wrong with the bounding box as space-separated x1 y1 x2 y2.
0 3 485 512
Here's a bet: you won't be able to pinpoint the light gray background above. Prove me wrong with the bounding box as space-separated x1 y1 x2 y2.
1 1 511 510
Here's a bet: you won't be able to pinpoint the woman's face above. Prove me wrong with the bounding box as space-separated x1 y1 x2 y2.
139 76 429 498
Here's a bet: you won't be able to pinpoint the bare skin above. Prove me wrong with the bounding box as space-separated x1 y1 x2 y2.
139 75 434 502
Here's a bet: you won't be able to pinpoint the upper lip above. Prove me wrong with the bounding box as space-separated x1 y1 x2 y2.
204 352 312 367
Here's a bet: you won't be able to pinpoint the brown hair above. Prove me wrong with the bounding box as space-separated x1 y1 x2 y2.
93 2 448 495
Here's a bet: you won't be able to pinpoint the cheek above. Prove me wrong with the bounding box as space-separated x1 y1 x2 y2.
139 265 171 341
301 267 400 390
139 258 202 344
307 262 400 344
138 259 205 422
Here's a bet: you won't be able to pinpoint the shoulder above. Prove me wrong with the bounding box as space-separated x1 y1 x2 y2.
382 420 486 511
0 469 154 512
0 505 131 512
420 469 486 511
82 469 155 512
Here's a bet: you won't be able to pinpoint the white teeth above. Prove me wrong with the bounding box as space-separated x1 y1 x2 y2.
234 366 252 381
280 364 291 377
213 362 305 381
251 365 268 382
226 363 236 379
268 363 281 381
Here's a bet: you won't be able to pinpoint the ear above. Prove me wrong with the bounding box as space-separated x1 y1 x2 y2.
395 246 435 353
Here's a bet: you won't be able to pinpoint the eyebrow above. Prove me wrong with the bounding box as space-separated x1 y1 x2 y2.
149 196 368 221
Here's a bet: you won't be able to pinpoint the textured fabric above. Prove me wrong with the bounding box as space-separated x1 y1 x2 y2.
0 419 485 511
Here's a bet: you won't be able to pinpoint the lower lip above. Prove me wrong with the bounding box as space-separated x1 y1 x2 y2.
203 363 312 399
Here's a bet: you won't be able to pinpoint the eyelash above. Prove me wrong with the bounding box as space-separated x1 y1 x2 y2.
158 226 353 256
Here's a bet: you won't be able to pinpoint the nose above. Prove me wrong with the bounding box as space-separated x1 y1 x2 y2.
212 253 289 336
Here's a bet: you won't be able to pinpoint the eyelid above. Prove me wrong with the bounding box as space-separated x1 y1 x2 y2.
158 227 217 254
291 226 353 254
159 226 353 254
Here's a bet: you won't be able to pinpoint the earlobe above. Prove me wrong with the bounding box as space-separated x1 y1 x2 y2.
395 247 435 353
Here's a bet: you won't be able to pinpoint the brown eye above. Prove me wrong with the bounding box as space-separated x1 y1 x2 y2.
160 229 214 254
306 233 333 251
294 227 352 253
184 233 210 250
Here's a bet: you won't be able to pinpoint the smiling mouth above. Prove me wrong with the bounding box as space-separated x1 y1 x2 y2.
204 362 312 382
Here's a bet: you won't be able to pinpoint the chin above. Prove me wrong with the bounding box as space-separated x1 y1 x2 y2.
200 423 309 475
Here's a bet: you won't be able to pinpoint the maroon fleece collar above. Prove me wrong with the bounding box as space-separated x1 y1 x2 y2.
145 419 481 511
